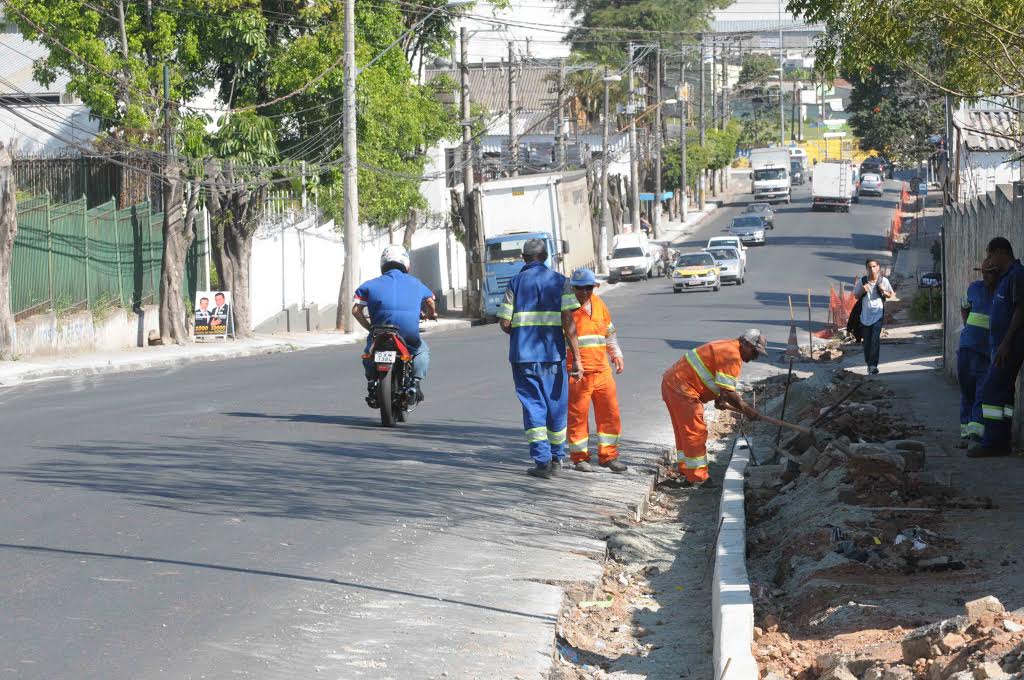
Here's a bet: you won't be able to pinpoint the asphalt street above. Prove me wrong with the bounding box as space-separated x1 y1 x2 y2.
0 179 899 679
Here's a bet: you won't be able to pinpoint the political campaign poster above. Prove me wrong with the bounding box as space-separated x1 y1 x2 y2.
194 291 234 340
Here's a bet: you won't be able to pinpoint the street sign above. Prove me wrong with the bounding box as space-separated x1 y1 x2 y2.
639 192 655 201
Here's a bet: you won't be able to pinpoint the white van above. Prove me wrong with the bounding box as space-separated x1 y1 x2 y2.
608 232 657 282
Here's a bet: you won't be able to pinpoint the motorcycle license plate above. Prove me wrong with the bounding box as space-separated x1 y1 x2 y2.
374 351 397 363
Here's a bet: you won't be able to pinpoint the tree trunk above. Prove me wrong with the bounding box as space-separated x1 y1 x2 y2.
207 161 265 339
402 208 418 251
158 163 199 345
0 146 17 359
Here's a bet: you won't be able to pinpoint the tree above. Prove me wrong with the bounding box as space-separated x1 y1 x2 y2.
0 145 16 359
788 0 1024 129
738 110 781 148
738 54 779 85
845 65 944 165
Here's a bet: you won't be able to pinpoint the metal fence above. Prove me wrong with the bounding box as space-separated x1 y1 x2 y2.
11 194 207 319
12 154 162 211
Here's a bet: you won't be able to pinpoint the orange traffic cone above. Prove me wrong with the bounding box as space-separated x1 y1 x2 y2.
785 323 801 358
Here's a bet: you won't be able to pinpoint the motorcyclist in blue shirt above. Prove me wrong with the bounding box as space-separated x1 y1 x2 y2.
352 245 436 409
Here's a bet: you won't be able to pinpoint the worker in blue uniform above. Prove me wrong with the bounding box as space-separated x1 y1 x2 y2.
957 262 996 441
970 237 1024 458
498 238 583 479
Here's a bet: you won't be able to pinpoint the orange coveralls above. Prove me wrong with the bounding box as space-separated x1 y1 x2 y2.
566 294 622 464
661 339 743 482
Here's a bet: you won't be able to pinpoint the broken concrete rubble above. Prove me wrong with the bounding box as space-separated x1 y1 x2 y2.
965 596 1005 626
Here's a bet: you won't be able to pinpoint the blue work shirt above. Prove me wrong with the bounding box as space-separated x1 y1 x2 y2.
989 259 1024 355
959 280 993 353
354 269 434 348
498 261 579 363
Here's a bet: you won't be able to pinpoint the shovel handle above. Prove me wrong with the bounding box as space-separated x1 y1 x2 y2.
718 403 812 434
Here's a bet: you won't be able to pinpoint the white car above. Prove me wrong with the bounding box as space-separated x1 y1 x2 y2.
705 247 745 285
671 251 721 293
728 215 767 246
707 236 748 267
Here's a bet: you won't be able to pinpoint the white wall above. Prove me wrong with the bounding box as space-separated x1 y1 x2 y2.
957 149 1023 202
0 104 98 154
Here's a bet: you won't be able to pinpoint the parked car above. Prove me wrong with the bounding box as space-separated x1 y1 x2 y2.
743 202 775 228
728 215 767 246
705 247 745 285
790 161 805 186
706 236 748 267
859 172 884 197
860 156 890 179
607 232 657 282
671 251 721 293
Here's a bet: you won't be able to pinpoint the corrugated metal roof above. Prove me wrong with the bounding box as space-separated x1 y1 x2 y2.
0 31 71 96
425 62 559 114
709 19 823 34
954 109 1021 152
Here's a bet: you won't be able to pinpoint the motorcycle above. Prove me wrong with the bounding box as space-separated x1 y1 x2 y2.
365 324 417 427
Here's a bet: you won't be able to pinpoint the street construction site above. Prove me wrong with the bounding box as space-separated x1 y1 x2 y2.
547 289 1023 679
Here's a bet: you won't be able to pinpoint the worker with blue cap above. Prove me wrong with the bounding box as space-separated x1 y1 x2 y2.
498 238 583 479
566 267 627 473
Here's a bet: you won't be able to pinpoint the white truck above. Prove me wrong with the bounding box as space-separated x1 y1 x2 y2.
811 160 855 212
475 170 598 316
749 148 792 203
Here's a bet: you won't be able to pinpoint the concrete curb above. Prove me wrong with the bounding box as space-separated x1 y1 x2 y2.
713 435 758 680
0 318 474 387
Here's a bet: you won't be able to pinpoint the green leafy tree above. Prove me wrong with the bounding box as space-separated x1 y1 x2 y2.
845 64 944 165
738 110 781 148
788 0 1024 126
738 54 779 85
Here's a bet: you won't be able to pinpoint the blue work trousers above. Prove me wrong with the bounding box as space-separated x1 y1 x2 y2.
862 320 882 369
512 361 568 466
979 349 1024 448
363 338 429 381
957 347 989 438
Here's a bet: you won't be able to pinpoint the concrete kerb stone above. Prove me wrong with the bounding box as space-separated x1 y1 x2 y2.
713 435 759 680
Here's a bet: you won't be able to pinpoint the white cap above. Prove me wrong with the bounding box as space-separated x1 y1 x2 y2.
740 328 768 356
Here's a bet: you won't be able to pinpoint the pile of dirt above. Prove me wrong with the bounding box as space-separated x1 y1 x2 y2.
755 596 1024 680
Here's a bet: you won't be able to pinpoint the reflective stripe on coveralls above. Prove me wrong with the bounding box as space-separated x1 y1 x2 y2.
966 312 990 329
683 350 721 396
511 310 562 327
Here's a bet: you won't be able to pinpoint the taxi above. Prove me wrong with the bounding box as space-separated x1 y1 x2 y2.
671 251 721 293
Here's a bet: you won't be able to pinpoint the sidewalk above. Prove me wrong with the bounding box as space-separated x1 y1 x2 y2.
0 316 473 388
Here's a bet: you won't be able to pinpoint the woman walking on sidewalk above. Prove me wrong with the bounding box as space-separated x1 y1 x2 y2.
855 258 894 374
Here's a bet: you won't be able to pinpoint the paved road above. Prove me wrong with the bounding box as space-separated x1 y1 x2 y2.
0 180 898 679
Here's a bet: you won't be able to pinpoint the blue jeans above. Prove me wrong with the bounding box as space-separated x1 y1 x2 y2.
512 361 568 466
862 320 882 369
363 338 429 381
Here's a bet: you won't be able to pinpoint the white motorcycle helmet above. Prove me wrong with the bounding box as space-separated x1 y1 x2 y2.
380 244 411 273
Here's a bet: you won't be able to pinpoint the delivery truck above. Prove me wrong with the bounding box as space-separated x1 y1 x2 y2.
811 160 855 212
475 171 597 317
749 147 792 203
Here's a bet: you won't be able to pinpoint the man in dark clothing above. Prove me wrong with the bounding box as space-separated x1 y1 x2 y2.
969 237 1024 458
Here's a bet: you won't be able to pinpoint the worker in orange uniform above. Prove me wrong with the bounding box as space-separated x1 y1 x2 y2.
662 329 769 487
566 268 628 473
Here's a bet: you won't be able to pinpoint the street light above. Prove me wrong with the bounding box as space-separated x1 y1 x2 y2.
599 71 622 274
341 0 472 332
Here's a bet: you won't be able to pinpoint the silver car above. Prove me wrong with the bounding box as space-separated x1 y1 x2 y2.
728 215 767 245
859 172 884 197
704 247 745 285
743 202 775 228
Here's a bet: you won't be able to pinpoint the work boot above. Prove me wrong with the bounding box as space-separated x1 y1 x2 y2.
698 476 719 489
527 464 553 480
365 380 379 409
966 443 1011 458
600 459 628 473
413 378 425 402
549 459 563 475
574 461 594 472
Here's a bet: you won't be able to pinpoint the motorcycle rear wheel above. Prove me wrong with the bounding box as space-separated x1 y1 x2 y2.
395 367 407 423
378 370 396 427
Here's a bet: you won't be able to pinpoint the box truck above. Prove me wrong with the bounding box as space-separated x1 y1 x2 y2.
748 148 792 203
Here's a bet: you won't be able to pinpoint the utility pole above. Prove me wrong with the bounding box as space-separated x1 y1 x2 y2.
778 0 785 145
698 34 706 210
340 0 359 332
710 40 717 131
653 47 662 239
599 67 612 274
508 42 518 176
627 42 641 231
556 58 566 167
460 27 482 318
721 39 729 127
679 40 688 220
